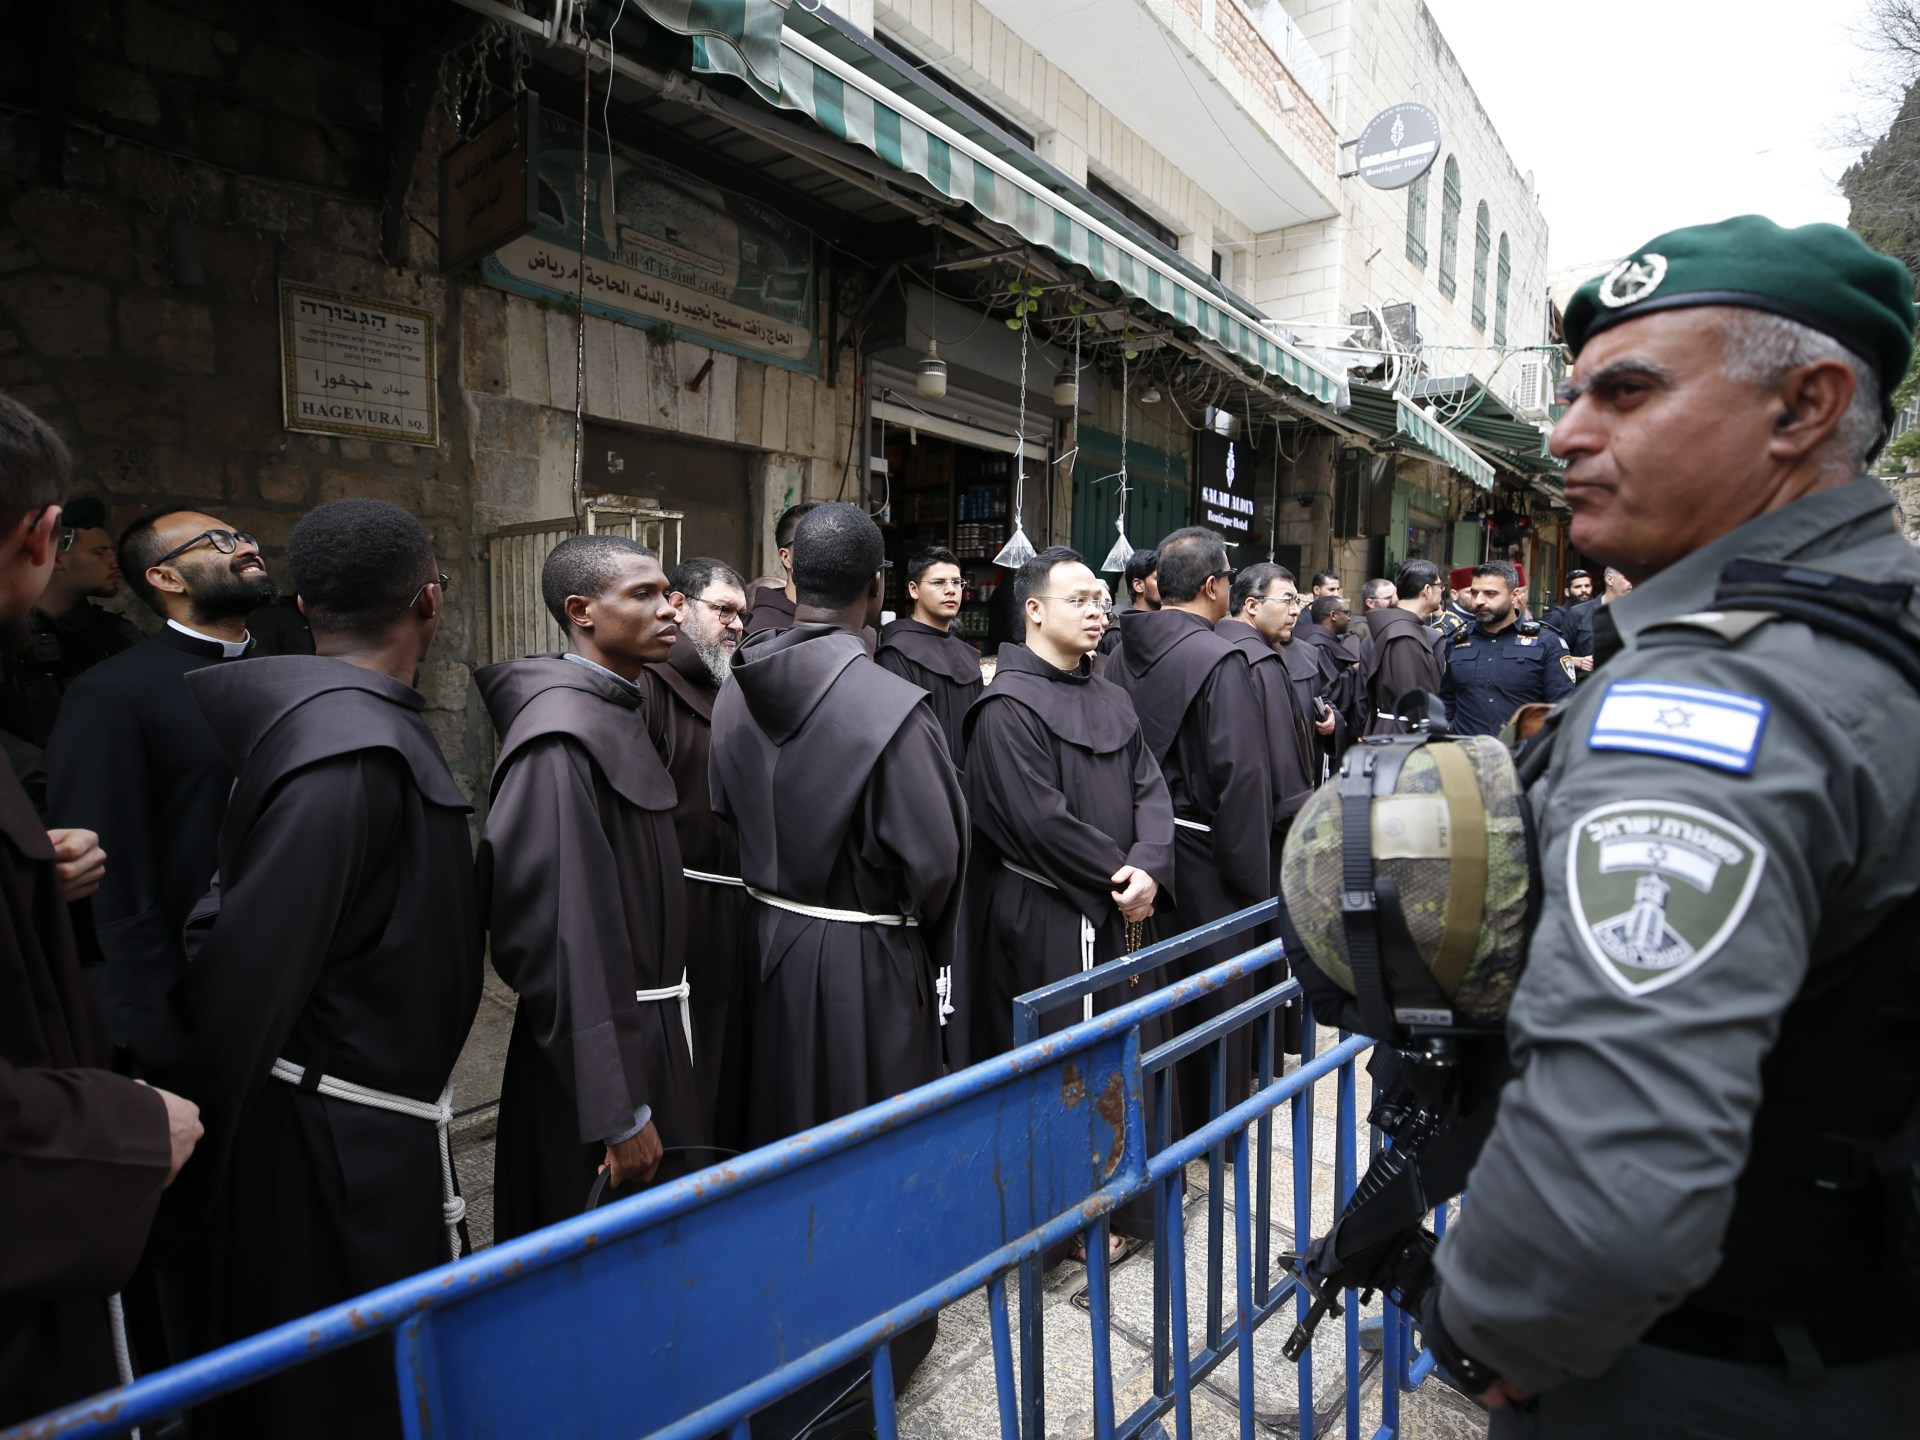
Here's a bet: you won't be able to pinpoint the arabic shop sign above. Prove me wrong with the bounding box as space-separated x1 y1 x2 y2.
480 115 819 375
1193 430 1254 539
279 283 439 448
441 92 539 273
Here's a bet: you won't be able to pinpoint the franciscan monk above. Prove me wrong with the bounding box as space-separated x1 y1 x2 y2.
959 547 1174 1238
741 501 813 637
875 544 983 761
711 502 967 1146
1217 562 1322 830
480 537 706 1237
1361 558 1447 735
133 499 481 1440
640 556 750 1148
1109 526 1274 1134
0 397 200 1426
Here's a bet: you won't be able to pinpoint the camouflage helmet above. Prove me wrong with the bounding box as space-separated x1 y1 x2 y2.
1280 735 1532 1028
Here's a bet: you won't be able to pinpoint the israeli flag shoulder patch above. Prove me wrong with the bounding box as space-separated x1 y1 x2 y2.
1588 680 1770 774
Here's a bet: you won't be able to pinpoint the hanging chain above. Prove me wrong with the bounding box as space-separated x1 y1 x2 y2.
1012 313 1028 532
571 4 592 522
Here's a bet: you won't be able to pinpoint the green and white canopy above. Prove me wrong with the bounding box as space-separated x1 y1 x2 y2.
691 16 1350 411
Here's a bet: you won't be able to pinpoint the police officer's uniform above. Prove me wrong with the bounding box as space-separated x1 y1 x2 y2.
1439 619 1574 737
1427 217 1920 1434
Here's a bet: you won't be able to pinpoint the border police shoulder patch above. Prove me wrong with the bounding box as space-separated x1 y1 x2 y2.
1588 680 1769 774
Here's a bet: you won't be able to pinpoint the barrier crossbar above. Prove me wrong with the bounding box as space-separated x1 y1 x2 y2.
7 900 1440 1440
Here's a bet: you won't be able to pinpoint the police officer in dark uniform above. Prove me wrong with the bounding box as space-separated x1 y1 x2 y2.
1422 217 1920 1434
1439 560 1574 736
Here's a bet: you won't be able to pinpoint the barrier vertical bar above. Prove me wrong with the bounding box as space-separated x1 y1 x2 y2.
1152 1065 1172 1401
1166 1186 1194 1440
1292 1007 1318 1440
1206 1040 1226 1351
1232 1125 1255 1440
1018 1244 1044 1438
1255 1008 1276 1308
1336 1045 1359 1439
988 1276 1019 1440
871 1342 898 1440
1086 1215 1117 1440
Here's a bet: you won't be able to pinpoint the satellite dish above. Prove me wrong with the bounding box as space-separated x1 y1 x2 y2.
1352 103 1442 190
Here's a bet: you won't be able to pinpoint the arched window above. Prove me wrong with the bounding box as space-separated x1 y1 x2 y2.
1471 201 1491 331
1494 233 1512 345
1438 158 1461 299
1405 169 1429 267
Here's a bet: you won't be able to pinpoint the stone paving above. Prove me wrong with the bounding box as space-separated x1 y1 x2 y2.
446 979 1486 1438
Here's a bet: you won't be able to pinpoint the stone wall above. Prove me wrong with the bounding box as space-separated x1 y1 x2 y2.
0 0 495 798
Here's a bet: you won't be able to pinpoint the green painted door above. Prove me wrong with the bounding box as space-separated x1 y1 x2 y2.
1070 425 1190 569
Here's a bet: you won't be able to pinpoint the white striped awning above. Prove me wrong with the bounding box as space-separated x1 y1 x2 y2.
1395 398 1495 489
693 26 1349 411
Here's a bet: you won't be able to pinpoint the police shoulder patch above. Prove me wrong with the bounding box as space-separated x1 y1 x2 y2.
1588 680 1769 773
1558 654 1578 682
1567 801 1768 996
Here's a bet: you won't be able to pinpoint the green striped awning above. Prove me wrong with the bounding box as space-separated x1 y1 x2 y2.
1393 397 1494 488
608 1 791 97
693 25 1349 411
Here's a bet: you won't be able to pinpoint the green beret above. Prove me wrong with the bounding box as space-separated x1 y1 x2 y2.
1563 215 1916 423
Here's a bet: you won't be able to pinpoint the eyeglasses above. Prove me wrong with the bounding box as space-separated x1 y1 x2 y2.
916 577 965 591
409 573 451 608
1254 593 1302 609
1209 568 1235 586
151 528 258 568
1033 593 1110 612
687 595 745 623
56 528 77 555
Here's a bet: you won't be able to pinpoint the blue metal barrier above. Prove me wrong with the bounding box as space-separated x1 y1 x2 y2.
7 903 1440 1440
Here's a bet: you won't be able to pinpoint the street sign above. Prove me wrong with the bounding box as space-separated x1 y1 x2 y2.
1351 103 1442 190
441 92 540 273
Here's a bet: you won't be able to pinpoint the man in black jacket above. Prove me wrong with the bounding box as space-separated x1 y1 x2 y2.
46 509 278 1049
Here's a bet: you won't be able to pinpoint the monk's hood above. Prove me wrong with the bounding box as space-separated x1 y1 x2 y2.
728 623 865 745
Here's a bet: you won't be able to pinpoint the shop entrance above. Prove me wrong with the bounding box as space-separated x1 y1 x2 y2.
875 428 1018 649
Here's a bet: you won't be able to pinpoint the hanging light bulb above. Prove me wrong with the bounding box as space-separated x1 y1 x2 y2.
916 340 948 398
1051 363 1077 408
1140 382 1162 404
993 316 1039 570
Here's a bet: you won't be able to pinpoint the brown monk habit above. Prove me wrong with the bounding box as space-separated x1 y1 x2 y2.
478 656 707 1239
0 765 170 1426
1360 606 1444 735
1215 617 1316 824
1110 608 1274 1133
957 641 1176 1061
134 656 482 1440
875 617 984 761
639 640 749 1149
709 624 967 1148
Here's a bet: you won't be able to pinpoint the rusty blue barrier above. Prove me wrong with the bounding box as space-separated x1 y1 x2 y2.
7 903 1437 1440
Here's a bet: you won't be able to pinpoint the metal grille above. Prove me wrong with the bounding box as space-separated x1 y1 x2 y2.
487 498 684 664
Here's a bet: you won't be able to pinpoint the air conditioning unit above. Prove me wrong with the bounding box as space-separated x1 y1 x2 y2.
1514 361 1552 420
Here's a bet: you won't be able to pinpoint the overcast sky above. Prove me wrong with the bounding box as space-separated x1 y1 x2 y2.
1420 0 1891 275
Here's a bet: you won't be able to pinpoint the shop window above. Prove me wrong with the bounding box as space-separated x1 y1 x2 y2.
1405 170 1429 267
1494 233 1512 346
1438 158 1461 300
1471 201 1491 331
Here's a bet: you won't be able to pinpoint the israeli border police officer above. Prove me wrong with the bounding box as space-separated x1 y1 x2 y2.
1439 561 1574 737
1422 216 1920 1433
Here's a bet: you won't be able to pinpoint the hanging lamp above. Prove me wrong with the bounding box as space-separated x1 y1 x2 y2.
1101 348 1137 573
992 309 1038 569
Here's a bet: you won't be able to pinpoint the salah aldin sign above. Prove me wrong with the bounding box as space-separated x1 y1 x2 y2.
1194 431 1255 542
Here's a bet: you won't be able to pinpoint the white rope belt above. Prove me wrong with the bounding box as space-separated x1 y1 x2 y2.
747 887 919 927
683 868 745 887
1173 817 1213 834
635 973 695 1066
269 1058 463 1263
1002 860 1096 1024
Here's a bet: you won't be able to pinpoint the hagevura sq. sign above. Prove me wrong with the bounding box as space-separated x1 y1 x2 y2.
1352 103 1442 191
